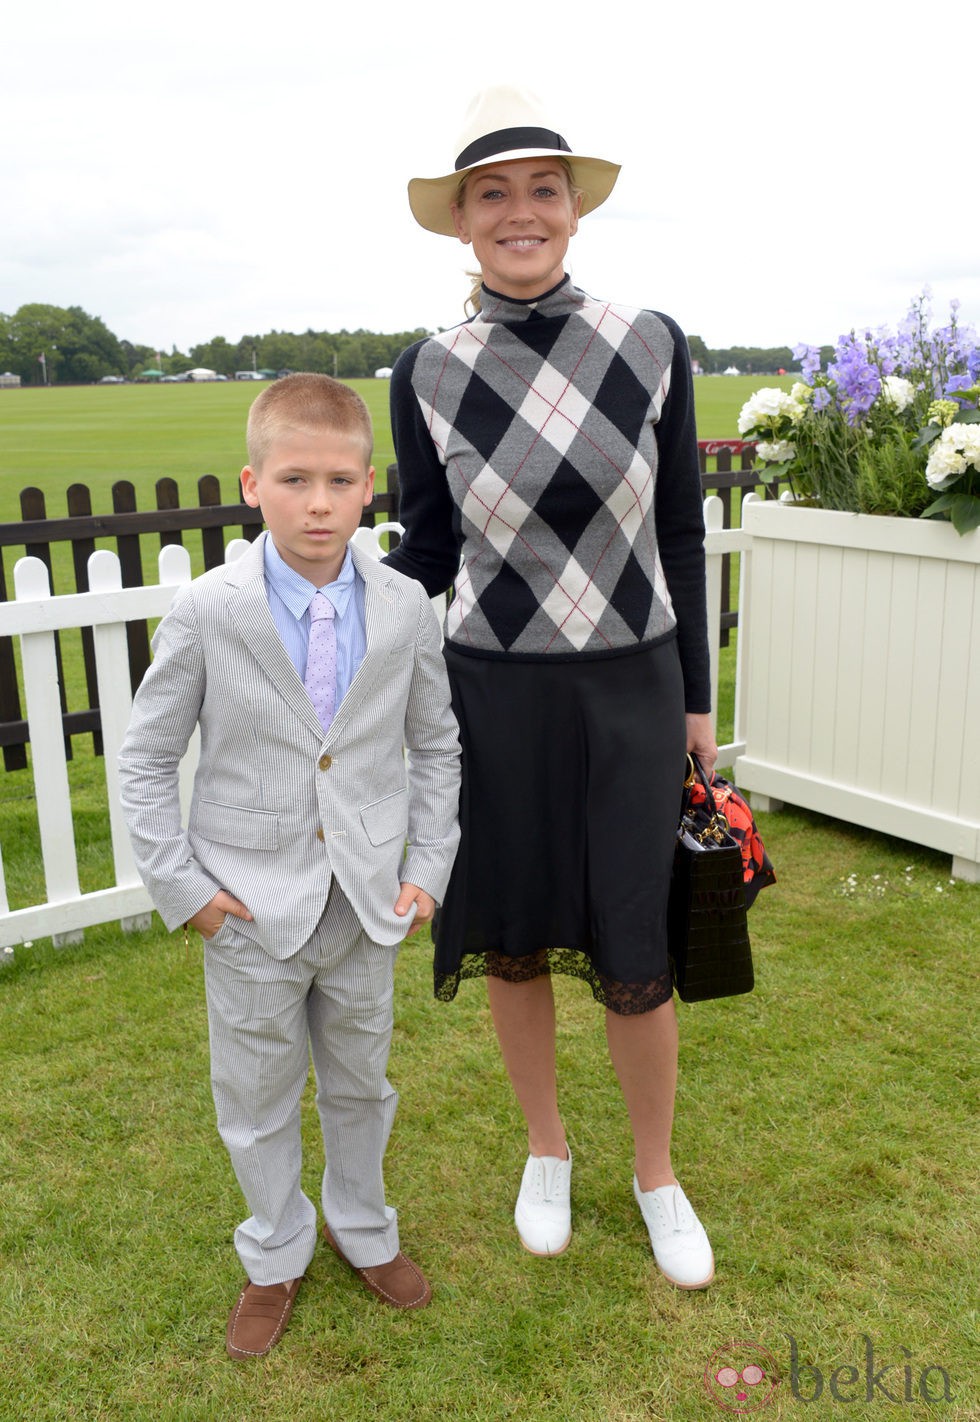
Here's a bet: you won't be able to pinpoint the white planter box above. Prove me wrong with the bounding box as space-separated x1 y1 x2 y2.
734 501 980 881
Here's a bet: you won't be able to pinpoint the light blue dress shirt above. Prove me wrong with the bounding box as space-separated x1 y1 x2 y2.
262 538 367 709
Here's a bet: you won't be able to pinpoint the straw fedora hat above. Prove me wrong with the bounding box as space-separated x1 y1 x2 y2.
408 85 621 237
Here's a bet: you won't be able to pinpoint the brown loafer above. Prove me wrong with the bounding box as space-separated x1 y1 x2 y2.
225 1276 303 1359
322 1223 432 1309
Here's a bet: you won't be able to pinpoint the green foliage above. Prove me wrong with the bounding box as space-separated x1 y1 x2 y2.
685 332 709 368
792 401 864 511
0 302 433 384
921 487 980 534
0 303 124 384
185 327 433 382
686 334 818 376
854 433 932 518
703 344 795 375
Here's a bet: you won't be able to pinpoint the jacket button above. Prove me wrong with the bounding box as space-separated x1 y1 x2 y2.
316 827 325 842
318 754 332 771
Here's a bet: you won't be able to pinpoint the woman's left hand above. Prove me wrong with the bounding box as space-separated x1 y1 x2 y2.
685 713 718 777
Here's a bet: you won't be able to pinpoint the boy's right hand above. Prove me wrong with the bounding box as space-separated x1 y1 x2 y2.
188 890 254 940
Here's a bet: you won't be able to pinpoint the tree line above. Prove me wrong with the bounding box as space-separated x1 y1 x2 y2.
0 304 431 386
0 302 821 386
685 333 834 376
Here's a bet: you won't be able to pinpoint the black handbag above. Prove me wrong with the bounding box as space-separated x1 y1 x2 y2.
667 755 756 1002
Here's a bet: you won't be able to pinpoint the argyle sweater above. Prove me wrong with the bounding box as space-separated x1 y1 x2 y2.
386 278 710 711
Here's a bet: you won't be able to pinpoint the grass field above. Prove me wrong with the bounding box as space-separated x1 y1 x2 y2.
1 812 976 1420
0 373 787 521
0 380 398 522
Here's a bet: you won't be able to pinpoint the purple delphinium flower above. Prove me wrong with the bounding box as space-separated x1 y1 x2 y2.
829 333 881 423
948 318 980 384
874 329 898 377
812 387 832 411
793 343 822 384
926 312 980 396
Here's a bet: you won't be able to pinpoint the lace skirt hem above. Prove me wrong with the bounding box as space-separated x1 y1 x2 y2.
434 947 673 1017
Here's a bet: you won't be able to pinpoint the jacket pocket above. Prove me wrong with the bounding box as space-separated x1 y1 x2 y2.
194 799 279 851
360 789 408 847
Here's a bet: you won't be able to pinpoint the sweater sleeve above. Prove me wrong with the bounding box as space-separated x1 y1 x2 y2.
382 341 462 597
652 314 711 714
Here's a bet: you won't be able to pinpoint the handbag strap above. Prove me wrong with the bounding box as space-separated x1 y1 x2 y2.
682 754 733 846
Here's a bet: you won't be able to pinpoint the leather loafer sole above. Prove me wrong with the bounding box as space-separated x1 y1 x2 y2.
322 1223 432 1309
226 1276 303 1360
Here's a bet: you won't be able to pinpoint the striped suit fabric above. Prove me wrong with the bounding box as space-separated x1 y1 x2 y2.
119 531 461 1279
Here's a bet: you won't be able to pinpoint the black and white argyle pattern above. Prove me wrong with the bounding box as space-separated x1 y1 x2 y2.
405 281 681 657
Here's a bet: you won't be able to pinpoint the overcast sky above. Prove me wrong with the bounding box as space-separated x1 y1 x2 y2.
4 0 977 358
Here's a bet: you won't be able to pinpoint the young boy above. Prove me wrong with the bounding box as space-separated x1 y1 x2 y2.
119 374 460 1359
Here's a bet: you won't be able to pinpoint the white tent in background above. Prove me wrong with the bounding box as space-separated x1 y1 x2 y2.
374 367 393 379
723 365 741 376
186 367 218 381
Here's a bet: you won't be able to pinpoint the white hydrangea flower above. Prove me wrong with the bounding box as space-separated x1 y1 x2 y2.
737 387 807 435
925 424 980 488
756 439 796 462
790 382 812 405
879 375 915 411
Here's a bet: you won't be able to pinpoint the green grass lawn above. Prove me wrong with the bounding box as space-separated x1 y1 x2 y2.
0 373 786 521
0 380 397 522
692 373 793 443
1 809 976 1420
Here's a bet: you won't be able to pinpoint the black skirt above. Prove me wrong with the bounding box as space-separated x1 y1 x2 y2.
434 636 687 1015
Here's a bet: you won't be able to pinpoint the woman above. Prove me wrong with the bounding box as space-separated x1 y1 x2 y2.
385 85 717 1289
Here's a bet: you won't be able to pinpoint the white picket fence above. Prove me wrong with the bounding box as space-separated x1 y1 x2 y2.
0 497 748 960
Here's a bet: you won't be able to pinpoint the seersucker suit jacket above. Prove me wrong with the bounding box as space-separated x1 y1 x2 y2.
118 531 461 956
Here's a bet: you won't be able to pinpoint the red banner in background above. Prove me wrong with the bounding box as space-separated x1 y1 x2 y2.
699 439 757 457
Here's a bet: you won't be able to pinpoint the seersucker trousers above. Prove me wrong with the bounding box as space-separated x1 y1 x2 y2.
203 879 400 1284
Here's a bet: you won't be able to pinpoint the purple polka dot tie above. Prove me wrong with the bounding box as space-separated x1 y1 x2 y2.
304 591 337 734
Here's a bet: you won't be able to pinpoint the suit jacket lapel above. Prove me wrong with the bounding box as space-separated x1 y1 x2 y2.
326 544 401 743
224 533 325 738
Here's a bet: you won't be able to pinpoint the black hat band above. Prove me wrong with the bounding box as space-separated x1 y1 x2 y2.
455 126 572 172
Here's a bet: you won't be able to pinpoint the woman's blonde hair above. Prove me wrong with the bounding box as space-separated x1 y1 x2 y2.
454 159 583 317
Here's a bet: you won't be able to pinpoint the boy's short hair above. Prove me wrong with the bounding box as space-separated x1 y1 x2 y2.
246 373 374 470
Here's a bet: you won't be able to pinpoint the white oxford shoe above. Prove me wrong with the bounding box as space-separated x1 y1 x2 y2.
514 1149 572 1256
633 1177 714 1289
